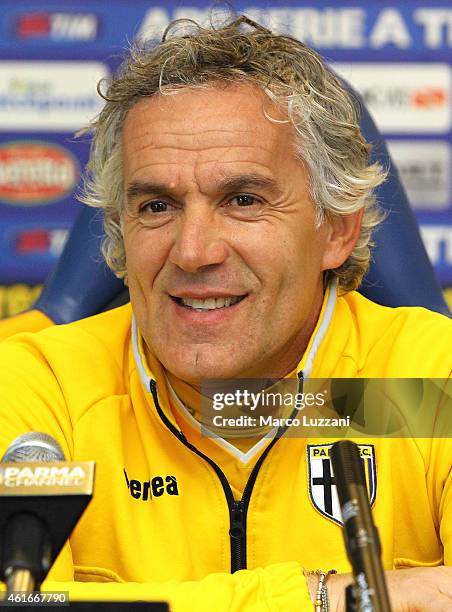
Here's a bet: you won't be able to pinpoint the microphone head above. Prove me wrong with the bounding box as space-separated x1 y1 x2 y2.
1 433 65 463
331 440 366 486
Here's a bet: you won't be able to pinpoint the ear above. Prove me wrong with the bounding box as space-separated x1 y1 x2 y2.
321 209 364 271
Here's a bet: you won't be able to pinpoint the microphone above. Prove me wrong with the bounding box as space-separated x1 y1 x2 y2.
330 440 391 612
2 432 65 463
0 432 95 594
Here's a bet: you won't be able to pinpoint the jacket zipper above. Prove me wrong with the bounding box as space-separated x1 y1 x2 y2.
149 376 302 573
228 433 284 570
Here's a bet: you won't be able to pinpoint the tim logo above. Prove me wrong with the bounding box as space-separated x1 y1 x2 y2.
124 468 179 501
16 13 98 41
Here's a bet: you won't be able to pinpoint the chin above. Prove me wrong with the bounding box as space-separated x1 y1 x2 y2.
169 353 245 384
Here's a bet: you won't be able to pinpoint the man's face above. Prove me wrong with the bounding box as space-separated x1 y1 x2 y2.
122 83 350 383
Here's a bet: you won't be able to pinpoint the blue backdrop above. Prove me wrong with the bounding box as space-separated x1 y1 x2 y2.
0 1 450 300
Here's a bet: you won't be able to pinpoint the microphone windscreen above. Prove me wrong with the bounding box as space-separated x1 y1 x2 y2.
331 439 366 492
1 432 65 463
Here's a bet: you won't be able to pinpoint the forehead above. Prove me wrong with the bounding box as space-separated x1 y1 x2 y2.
121 83 299 181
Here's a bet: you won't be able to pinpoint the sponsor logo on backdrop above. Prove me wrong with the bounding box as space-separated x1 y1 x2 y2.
0 61 108 131
333 63 451 133
15 228 68 257
420 225 452 266
137 6 368 47
15 12 98 41
0 141 79 206
387 140 451 210
137 7 452 50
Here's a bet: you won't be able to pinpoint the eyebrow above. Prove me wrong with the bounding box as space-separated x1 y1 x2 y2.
126 181 168 201
218 174 284 198
125 173 284 202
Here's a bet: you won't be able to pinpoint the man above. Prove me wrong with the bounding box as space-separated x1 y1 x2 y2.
0 15 451 610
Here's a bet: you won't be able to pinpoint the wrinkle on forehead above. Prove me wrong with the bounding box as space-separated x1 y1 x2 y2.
122 82 293 154
121 82 305 200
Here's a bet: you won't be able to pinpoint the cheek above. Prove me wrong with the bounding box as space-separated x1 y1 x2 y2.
124 226 169 285
263 227 325 287
294 223 328 269
125 231 168 331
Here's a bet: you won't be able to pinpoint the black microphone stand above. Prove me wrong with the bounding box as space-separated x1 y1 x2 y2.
2 511 52 594
331 440 392 612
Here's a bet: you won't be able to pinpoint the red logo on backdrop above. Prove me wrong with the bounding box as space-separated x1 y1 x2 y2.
413 88 447 108
15 13 98 41
15 228 68 256
0 141 79 206
16 230 50 254
16 14 51 38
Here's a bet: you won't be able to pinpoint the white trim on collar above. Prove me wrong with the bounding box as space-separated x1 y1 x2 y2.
132 316 152 391
301 278 337 379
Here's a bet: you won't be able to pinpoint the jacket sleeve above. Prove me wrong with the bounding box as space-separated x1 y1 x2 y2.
41 561 312 611
0 309 54 342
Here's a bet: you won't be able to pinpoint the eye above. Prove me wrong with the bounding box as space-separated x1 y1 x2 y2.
231 195 258 207
135 199 178 227
221 193 265 219
141 200 169 213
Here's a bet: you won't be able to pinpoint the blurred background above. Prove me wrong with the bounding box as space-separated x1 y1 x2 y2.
0 0 451 318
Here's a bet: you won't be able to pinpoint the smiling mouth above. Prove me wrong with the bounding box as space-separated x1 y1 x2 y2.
171 295 247 311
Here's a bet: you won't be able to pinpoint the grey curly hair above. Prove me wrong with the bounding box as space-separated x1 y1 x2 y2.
79 15 386 293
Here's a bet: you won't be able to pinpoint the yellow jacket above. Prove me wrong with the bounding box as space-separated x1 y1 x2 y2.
0 287 451 610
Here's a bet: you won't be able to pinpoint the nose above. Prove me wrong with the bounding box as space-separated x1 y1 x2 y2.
168 208 229 273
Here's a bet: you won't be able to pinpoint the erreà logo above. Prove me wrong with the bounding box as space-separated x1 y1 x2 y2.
124 469 179 501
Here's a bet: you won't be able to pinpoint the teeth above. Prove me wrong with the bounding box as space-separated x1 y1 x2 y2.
181 296 241 310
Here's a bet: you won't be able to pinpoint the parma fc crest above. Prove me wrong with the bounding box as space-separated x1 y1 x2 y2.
307 443 376 525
